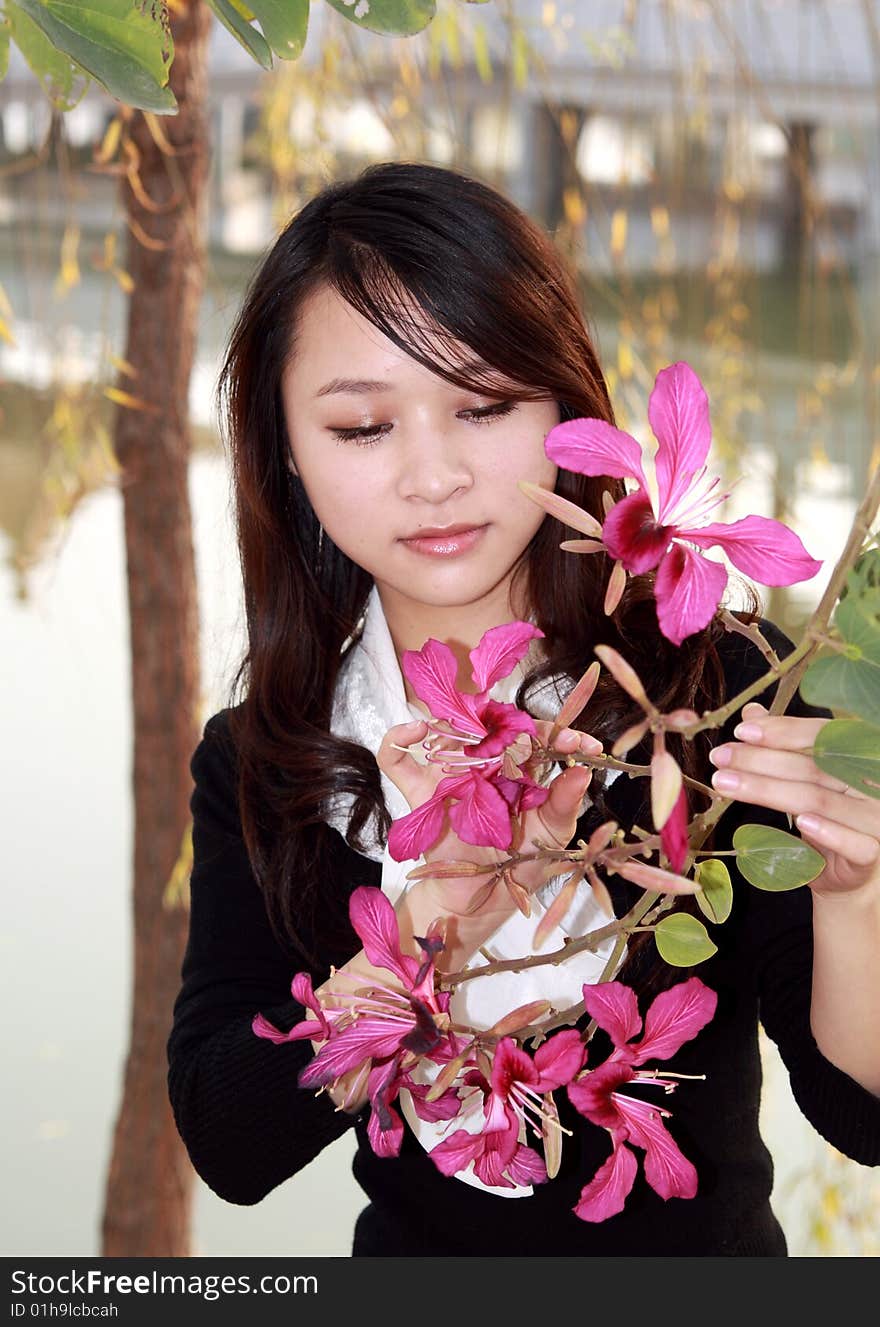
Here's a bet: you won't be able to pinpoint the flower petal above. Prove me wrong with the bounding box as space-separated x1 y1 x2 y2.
491 1036 540 1101
660 784 689 874
579 981 642 1049
533 1028 587 1091
387 791 447 863
448 772 513 850
568 1061 636 1130
685 515 822 587
366 1057 406 1159
405 1080 464 1122
298 1019 406 1088
291 972 331 1037
401 638 484 734
651 750 684 831
508 1144 548 1186
518 481 605 537
349 885 411 986
473 699 537 758
544 416 649 487
603 491 670 574
648 361 712 522
428 1128 485 1178
252 1011 325 1044
573 1135 638 1222
630 976 718 1065
625 1105 698 1201
653 542 728 646
469 620 545 693
474 1127 520 1187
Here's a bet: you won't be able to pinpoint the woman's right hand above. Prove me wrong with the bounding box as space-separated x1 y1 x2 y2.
377 718 598 926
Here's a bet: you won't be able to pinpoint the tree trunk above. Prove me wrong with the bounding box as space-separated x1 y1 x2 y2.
101 0 212 1256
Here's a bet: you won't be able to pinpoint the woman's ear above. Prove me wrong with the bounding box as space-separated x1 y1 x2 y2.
287 457 299 478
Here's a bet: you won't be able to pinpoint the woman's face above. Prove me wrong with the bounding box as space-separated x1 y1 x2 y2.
281 283 559 623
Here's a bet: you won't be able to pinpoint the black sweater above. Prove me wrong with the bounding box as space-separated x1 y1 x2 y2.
166 622 880 1256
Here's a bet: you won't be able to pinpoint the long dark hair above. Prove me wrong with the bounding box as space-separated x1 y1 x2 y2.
216 160 753 985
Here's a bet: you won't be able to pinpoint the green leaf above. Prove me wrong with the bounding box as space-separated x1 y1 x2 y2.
250 0 308 59
732 823 825 891
324 0 436 38
13 0 176 113
7 1 90 109
654 913 718 967
694 858 733 924
471 20 492 83
812 717 880 800
206 0 272 69
801 595 880 725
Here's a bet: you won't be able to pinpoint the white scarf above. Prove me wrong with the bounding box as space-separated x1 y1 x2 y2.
326 583 622 1197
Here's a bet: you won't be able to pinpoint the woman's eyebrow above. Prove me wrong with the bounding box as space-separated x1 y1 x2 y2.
314 377 392 398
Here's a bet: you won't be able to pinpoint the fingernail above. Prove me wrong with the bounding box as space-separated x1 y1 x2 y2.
712 770 740 790
708 745 731 767
733 723 763 742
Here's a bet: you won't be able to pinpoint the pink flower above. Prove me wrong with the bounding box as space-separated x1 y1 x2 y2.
544 361 822 645
660 784 689 874
428 1029 586 1188
253 886 464 1157
567 977 717 1221
388 621 552 860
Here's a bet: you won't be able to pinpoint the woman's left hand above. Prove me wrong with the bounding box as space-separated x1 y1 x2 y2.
708 701 880 899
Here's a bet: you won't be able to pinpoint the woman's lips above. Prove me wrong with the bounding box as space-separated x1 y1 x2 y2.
400 525 489 558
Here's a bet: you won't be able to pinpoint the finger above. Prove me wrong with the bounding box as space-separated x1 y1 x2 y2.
709 766 880 838
534 720 603 756
733 702 829 752
376 720 431 800
794 814 880 871
709 742 850 793
536 764 593 847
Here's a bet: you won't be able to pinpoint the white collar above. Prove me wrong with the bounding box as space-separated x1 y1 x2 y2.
327 582 576 855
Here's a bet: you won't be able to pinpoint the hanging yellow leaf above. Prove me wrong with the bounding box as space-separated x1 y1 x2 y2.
617 339 634 380
472 22 493 83
54 224 81 298
94 115 123 165
563 187 586 227
610 208 628 258
103 387 159 413
511 27 529 90
92 231 117 271
143 111 178 156
126 215 170 252
163 822 192 910
108 352 138 380
650 204 669 239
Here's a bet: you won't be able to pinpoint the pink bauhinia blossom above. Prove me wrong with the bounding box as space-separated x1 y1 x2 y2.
253 886 464 1157
388 621 553 860
428 1029 586 1188
543 361 821 645
567 977 717 1221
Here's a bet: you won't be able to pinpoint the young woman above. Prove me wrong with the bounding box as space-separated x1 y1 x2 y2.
167 161 880 1256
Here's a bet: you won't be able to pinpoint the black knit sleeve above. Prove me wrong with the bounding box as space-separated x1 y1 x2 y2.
166 711 360 1206
719 619 880 1166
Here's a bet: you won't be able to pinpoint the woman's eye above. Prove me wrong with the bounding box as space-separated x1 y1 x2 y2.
330 400 517 447
467 400 517 426
330 422 392 447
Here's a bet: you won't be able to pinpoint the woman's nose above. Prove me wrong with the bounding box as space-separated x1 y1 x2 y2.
395 426 474 504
